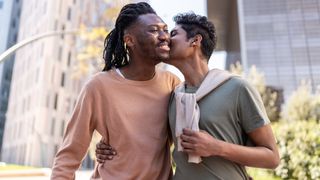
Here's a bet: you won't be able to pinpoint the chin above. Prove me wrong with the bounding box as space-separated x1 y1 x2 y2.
157 54 170 61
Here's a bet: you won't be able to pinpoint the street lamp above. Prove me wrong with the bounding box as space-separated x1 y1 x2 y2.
0 30 79 63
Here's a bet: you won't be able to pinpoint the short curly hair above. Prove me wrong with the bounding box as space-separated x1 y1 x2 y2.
173 12 217 60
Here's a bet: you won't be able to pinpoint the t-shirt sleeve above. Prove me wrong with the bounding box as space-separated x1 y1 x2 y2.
51 81 96 180
237 79 270 133
168 71 181 90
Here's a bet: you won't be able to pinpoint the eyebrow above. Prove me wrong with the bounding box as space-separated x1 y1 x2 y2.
148 24 168 28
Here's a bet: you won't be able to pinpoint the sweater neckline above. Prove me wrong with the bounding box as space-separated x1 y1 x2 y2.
110 68 159 86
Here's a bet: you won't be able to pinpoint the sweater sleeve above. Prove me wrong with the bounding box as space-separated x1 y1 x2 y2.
51 81 96 180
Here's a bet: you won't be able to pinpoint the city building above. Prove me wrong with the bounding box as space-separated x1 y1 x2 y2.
0 0 22 156
207 0 320 99
1 0 112 168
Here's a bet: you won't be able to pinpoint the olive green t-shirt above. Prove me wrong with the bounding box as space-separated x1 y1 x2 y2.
168 77 270 180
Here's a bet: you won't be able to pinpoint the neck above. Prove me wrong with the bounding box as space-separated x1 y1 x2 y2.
174 56 209 87
119 58 156 81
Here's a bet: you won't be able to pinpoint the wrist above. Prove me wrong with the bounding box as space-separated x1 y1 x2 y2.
209 139 224 157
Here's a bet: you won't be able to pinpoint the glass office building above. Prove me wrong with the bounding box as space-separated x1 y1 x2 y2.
208 0 320 99
238 0 320 98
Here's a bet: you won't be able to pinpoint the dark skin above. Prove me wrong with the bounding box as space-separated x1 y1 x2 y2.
119 13 170 81
97 25 279 169
95 13 170 163
95 140 116 163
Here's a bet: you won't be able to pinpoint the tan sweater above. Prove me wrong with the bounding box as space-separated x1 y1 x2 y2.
51 69 180 180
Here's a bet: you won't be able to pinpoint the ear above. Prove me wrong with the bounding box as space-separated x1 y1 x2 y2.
123 33 134 47
191 34 203 47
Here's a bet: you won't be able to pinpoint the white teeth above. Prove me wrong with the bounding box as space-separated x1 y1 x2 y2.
160 45 169 48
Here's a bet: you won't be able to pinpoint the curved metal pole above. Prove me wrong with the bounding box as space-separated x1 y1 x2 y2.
0 29 79 63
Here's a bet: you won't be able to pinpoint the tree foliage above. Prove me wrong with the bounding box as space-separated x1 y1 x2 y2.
73 0 131 78
281 81 320 122
273 121 320 180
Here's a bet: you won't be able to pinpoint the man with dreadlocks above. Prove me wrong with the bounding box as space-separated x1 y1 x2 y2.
51 2 180 180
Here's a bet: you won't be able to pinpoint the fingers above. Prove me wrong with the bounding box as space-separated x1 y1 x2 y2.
182 128 195 136
96 142 112 150
181 141 196 155
95 149 117 156
96 154 115 163
95 149 117 163
180 134 196 143
181 141 194 149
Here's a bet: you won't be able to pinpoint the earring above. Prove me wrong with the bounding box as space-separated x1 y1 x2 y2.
124 43 130 63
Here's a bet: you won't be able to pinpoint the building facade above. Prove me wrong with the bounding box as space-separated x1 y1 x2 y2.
1 0 109 168
207 0 320 99
0 0 22 156
238 0 320 98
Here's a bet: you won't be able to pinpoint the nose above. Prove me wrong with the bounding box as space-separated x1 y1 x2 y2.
158 30 170 42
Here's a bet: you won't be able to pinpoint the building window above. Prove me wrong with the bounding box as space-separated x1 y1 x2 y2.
54 93 59 110
17 8 21 17
67 7 72 20
58 46 62 61
51 66 55 83
13 33 17 42
35 68 39 83
61 25 65 39
11 19 16 28
54 144 59 156
60 120 65 137
46 94 50 108
51 118 55 136
61 72 65 87
40 43 44 57
5 69 12 81
67 51 71 66
43 1 47 15
32 117 35 133
54 20 58 31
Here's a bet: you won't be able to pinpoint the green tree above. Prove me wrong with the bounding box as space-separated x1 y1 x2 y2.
281 81 320 122
273 120 320 180
73 0 131 78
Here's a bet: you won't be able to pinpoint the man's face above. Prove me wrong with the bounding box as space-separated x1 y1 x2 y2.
168 25 193 62
130 14 170 64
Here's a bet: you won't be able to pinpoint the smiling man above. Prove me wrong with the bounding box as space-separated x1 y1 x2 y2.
51 2 180 180
96 12 279 180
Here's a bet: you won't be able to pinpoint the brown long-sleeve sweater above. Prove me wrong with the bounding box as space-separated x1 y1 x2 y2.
51 69 180 180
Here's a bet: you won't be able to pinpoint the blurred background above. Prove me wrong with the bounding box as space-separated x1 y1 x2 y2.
0 0 319 179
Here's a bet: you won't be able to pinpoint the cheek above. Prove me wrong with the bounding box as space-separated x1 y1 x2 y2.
137 38 155 50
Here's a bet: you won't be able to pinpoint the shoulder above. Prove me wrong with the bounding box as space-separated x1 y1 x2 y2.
218 76 246 92
157 69 177 78
81 71 112 92
231 76 263 104
157 68 181 88
225 76 256 92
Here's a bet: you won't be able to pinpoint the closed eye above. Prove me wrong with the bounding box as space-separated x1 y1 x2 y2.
170 30 177 37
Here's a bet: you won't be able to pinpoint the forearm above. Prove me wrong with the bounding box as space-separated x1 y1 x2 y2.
51 139 91 179
214 140 279 169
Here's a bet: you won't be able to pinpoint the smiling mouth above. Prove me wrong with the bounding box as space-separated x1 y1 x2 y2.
158 43 170 51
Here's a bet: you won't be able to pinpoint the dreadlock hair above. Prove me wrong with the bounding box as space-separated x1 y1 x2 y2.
173 12 217 60
102 2 156 71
